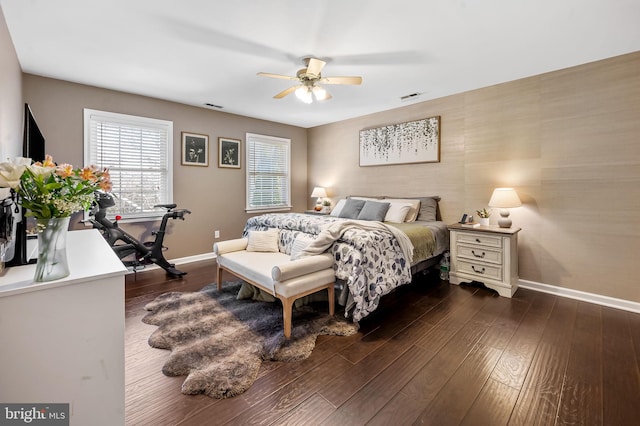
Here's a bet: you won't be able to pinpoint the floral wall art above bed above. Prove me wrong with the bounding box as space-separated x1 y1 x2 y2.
359 116 440 166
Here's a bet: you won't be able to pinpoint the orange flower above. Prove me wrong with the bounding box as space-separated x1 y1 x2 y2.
80 167 97 182
56 164 74 178
99 179 112 191
42 155 56 168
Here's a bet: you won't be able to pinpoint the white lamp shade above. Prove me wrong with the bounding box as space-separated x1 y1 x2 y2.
310 187 327 198
488 188 522 208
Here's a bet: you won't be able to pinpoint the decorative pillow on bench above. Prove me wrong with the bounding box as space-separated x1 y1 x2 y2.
246 228 280 252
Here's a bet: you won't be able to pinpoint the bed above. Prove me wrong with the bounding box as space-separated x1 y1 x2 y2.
241 196 448 322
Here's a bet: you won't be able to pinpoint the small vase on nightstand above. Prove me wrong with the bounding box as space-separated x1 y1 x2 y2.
479 217 490 226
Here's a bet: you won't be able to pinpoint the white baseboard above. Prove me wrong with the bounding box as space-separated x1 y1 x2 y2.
170 252 217 265
519 279 640 314
124 252 216 274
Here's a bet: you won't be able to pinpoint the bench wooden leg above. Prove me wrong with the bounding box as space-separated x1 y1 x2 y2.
282 297 295 339
216 265 223 291
327 283 335 316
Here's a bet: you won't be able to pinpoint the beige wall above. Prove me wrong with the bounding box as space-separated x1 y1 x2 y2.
0 6 22 160
308 52 640 304
23 75 307 260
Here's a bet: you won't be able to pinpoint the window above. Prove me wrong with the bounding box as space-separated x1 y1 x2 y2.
246 133 291 212
84 109 173 219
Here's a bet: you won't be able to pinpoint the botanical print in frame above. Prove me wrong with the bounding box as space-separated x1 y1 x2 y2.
182 132 209 166
218 137 241 169
359 116 440 166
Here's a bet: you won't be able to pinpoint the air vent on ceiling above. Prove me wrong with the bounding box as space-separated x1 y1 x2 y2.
400 92 422 101
204 103 223 109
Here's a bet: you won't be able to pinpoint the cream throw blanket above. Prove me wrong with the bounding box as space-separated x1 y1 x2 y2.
300 219 414 262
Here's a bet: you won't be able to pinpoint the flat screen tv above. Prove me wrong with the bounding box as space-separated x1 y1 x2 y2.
6 104 45 266
23 103 46 162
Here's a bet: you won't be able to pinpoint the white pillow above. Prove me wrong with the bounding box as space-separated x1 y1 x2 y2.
384 202 413 223
330 199 346 217
384 198 421 222
290 234 314 260
246 229 279 252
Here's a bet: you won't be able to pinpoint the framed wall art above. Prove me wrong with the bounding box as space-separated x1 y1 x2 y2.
181 132 209 166
359 116 440 166
218 137 241 169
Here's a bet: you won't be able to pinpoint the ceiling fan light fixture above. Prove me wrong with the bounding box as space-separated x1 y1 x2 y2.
312 85 328 101
295 86 313 104
258 57 360 103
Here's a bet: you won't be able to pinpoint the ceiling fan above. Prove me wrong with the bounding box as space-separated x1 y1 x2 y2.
257 57 363 103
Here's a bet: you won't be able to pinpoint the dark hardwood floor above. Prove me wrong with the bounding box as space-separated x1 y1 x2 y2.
124 260 640 425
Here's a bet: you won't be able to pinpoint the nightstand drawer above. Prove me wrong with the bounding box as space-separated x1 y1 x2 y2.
457 245 502 264
456 232 502 248
457 259 502 281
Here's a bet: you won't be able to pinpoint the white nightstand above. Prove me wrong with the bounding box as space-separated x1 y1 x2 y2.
448 223 521 297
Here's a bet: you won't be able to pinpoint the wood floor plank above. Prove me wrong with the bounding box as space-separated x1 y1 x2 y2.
412 342 503 425
320 345 432 426
338 289 442 364
270 393 335 425
489 308 549 390
509 297 578 425
366 298 502 425
601 306 640 425
240 332 361 407
323 287 492 413
318 317 440 408
461 378 519 426
556 302 603 425
628 311 640 369
220 354 353 425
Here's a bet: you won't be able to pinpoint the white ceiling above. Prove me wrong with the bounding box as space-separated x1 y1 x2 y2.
2 0 639 128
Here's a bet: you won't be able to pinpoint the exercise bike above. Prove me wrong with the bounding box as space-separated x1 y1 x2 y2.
88 192 191 277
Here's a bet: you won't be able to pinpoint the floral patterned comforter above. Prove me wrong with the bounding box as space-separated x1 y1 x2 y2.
243 213 420 321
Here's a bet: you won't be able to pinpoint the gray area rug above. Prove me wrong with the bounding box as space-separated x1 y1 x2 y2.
142 281 359 398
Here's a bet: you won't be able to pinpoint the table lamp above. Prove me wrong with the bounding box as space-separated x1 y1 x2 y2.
488 188 521 228
310 187 327 206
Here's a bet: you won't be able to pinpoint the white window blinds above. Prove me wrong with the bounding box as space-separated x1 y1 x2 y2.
84 109 173 219
246 133 291 212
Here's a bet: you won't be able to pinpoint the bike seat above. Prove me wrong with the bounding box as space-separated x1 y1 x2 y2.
154 203 177 210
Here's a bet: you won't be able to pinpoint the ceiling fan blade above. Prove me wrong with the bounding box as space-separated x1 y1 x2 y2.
320 76 363 85
306 58 326 76
273 85 298 99
257 72 299 81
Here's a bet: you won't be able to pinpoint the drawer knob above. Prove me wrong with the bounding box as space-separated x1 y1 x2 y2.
471 265 486 274
475 238 481 243
472 250 485 258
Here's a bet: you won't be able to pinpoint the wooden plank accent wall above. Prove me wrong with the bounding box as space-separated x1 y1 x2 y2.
308 51 640 304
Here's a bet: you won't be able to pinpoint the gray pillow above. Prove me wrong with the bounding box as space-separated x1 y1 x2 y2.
357 200 390 221
338 198 366 219
408 196 440 221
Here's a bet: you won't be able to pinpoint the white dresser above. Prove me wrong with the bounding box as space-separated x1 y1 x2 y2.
448 224 521 297
0 230 127 425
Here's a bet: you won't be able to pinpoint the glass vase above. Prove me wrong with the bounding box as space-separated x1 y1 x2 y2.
34 216 71 282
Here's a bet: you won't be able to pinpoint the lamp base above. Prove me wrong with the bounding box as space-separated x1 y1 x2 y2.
498 209 512 228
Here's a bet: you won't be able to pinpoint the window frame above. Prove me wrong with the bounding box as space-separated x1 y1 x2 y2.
83 108 173 221
245 132 292 213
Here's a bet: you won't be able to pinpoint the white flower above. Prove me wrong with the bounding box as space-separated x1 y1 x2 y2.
0 157 31 189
